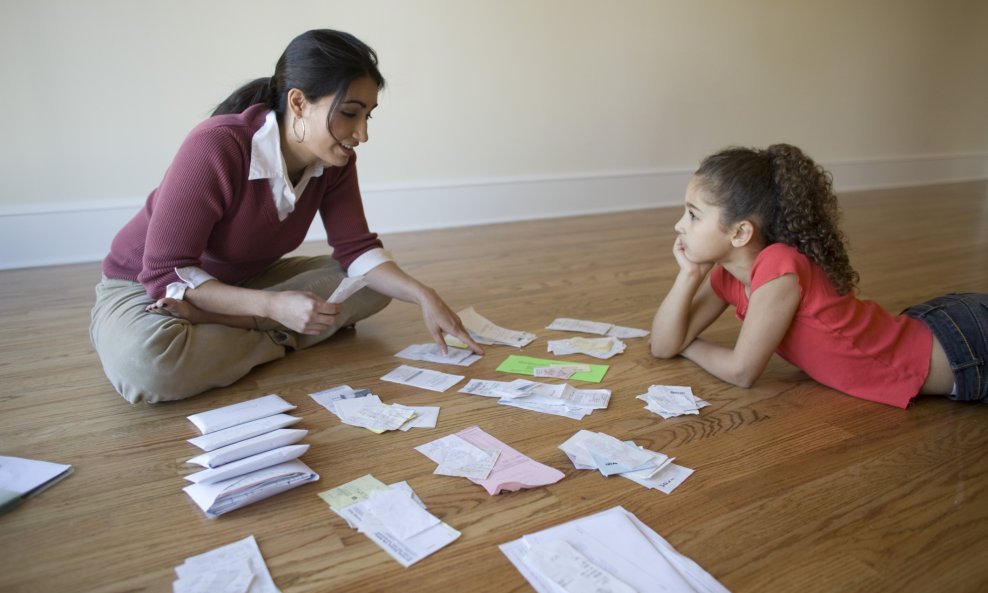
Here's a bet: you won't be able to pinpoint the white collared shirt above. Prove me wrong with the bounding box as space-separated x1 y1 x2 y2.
164 110 392 299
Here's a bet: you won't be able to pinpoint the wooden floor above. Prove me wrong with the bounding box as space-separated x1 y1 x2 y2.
1 181 987 593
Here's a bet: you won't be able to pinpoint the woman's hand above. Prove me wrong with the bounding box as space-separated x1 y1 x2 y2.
267 291 342 335
418 289 484 355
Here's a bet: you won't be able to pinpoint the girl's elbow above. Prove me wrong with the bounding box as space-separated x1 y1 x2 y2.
731 366 762 389
734 375 757 389
649 341 680 359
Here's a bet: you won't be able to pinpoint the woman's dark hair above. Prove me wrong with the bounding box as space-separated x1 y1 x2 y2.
695 143 859 295
212 29 385 130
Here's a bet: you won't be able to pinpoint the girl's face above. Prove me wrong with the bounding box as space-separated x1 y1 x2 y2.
292 75 379 169
674 177 735 264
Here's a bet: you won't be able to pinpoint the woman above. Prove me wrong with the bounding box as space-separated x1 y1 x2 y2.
91 29 481 404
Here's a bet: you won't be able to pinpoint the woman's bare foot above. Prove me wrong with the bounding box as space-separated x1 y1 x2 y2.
145 298 206 323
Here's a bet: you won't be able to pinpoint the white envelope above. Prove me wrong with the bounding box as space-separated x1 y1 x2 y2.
187 429 309 468
185 445 309 484
183 460 319 518
188 394 296 435
187 414 302 452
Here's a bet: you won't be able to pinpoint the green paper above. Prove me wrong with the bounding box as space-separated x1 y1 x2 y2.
496 355 609 383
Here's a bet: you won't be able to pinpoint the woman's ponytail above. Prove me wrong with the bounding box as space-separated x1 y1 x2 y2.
209 30 385 126
212 76 277 116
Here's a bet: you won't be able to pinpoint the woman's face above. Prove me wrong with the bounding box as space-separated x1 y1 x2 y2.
291 75 379 169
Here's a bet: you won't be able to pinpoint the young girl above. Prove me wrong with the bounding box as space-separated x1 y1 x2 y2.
91 30 481 404
650 143 987 408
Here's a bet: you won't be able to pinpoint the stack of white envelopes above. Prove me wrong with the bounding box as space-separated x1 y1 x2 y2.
183 394 319 517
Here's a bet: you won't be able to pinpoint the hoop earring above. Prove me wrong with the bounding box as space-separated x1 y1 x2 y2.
292 116 306 143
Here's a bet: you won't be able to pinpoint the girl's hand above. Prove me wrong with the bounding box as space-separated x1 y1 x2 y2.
419 291 484 355
268 291 342 335
673 236 713 278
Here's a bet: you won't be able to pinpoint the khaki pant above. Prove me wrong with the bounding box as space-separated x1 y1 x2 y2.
90 256 391 404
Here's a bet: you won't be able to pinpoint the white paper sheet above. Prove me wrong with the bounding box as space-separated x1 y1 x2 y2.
327 275 367 304
500 506 730 593
173 535 280 593
380 365 464 392
395 343 481 366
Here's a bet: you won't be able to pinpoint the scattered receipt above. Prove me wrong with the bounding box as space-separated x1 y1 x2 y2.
456 307 537 347
172 535 280 593
546 317 650 339
559 430 693 494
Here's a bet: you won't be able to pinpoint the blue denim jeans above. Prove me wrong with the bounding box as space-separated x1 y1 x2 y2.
902 293 988 402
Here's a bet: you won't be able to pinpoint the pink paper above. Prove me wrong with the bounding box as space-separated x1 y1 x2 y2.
455 426 565 495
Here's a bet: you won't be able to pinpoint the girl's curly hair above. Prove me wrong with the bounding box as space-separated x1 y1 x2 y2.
695 143 859 295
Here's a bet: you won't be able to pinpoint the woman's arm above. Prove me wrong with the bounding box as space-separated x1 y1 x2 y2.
179 280 342 335
680 273 800 387
364 261 483 354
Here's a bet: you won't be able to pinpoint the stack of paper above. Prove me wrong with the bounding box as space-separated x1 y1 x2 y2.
172 535 280 593
498 379 610 420
500 506 731 593
0 456 73 514
416 426 565 495
637 385 710 418
455 306 537 347
458 379 610 420
559 430 694 494
183 394 319 517
310 385 439 433
320 474 460 567
546 317 650 339
395 343 481 366
381 365 465 392
547 336 627 359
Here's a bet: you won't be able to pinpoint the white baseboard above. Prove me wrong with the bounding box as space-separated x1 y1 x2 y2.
2 153 985 270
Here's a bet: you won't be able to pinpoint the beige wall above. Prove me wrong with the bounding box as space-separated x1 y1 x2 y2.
1 0 986 208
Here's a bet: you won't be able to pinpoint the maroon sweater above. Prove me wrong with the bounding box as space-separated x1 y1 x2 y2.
103 104 383 299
